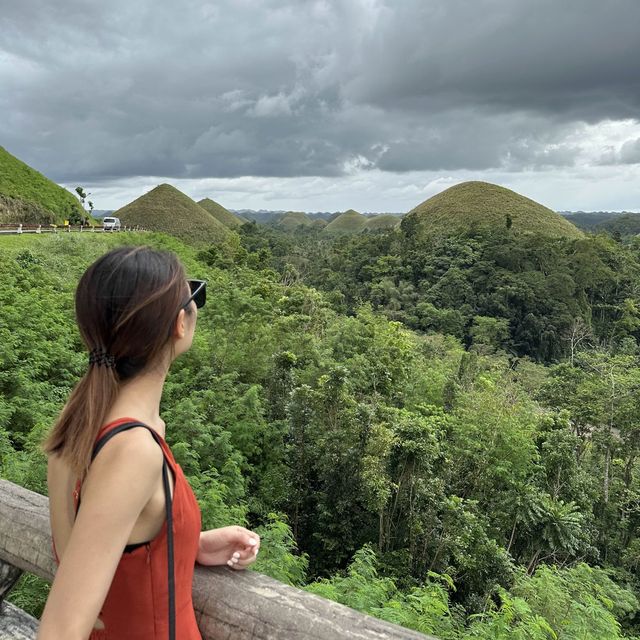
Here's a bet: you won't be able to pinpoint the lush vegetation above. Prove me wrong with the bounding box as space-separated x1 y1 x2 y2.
406 182 583 240
595 213 640 240
3 222 640 637
246 222 640 363
560 211 626 231
113 184 233 245
0 146 84 224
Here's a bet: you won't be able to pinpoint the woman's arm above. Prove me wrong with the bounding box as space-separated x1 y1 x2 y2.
196 526 260 569
37 429 164 640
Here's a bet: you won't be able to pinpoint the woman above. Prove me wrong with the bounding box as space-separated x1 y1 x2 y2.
38 245 260 639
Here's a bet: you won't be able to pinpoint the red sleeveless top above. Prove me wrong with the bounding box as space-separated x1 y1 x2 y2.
52 417 203 639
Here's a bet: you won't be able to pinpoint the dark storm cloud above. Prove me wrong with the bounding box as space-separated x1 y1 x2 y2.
1 0 639 182
348 1 640 120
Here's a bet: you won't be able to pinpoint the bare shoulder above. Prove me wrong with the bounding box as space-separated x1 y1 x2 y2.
88 427 164 484
96 425 163 455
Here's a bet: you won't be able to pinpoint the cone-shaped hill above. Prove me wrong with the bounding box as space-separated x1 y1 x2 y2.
114 184 233 245
0 146 85 224
323 209 368 233
197 198 245 229
364 214 402 232
276 211 314 230
402 181 583 240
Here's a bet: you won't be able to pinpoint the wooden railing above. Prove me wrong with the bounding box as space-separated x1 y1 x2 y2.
0 480 434 639
0 224 144 235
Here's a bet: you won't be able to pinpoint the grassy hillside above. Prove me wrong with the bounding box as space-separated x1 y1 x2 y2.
323 209 368 233
276 211 314 230
0 146 84 224
403 181 583 240
364 214 402 232
197 198 245 229
114 184 233 246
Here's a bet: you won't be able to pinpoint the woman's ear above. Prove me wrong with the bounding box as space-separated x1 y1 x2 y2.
173 308 187 339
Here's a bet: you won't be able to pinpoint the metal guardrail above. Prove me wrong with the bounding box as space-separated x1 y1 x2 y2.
0 224 144 235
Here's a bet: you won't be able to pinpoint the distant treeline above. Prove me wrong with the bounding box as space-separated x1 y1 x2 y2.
560 210 640 232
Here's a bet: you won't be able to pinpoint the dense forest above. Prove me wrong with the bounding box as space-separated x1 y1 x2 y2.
2 221 640 638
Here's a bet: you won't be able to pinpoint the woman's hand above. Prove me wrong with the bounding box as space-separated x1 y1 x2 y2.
197 526 260 570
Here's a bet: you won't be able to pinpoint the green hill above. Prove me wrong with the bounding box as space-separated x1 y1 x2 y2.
114 184 233 245
197 198 245 229
402 182 583 240
276 211 314 230
323 209 368 233
364 214 402 232
0 146 85 224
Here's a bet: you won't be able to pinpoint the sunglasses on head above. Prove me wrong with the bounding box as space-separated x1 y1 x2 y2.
182 279 207 310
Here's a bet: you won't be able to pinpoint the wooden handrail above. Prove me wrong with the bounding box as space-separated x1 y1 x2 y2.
0 479 434 639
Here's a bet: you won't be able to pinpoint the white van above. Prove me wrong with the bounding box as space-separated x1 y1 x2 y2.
103 217 121 231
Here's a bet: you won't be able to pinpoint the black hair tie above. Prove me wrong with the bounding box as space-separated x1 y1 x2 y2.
89 347 116 368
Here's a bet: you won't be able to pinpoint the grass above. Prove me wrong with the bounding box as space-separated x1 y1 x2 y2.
323 210 368 233
404 181 584 240
0 232 210 284
6 573 50 619
0 146 84 224
364 215 402 231
114 184 234 246
0 234 49 249
0 231 151 259
197 198 245 229
276 211 314 229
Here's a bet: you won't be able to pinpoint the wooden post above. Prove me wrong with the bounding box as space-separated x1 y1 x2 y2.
0 559 37 639
0 559 22 604
0 602 38 639
17 224 22 234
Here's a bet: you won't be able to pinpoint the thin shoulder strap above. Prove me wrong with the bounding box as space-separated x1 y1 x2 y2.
91 421 167 462
88 421 176 640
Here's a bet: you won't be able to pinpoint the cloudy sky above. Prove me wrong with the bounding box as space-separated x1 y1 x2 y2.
2 0 640 212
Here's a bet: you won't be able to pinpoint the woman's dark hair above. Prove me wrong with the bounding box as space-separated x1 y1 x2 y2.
43 245 191 477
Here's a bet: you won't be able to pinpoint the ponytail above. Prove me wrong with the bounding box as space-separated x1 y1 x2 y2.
41 246 187 477
43 364 119 478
